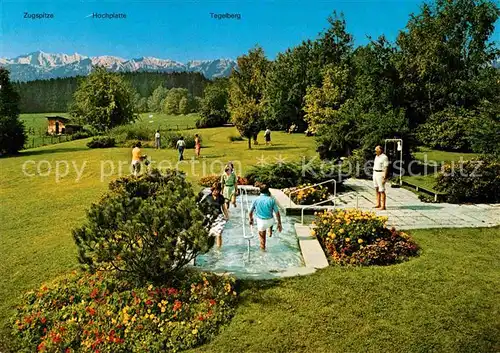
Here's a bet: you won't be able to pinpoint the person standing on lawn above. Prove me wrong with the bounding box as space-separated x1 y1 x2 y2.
373 145 390 210
264 128 272 145
131 142 147 177
176 136 186 161
200 182 229 248
221 163 237 208
155 130 161 149
194 134 201 158
249 183 282 250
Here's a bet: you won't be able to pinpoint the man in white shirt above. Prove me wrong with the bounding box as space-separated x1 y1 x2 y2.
373 145 389 210
176 137 186 161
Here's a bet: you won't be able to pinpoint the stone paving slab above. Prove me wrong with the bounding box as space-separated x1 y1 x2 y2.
274 178 499 230
294 224 329 269
339 179 500 230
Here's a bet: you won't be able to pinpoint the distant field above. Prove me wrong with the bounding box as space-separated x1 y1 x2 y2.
413 147 479 164
20 112 200 149
404 147 480 193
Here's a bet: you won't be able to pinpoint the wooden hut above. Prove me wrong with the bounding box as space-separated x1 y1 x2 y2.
46 116 82 135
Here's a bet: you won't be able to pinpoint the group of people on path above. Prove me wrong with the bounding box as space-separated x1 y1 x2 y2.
200 162 282 251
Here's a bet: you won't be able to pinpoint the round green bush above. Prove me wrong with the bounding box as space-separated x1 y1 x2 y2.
86 136 116 148
12 270 237 353
436 157 500 203
72 169 214 284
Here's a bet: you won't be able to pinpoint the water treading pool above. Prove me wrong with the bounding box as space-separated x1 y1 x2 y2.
195 194 304 278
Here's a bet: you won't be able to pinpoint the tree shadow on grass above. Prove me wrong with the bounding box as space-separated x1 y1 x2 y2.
257 146 299 151
8 147 90 158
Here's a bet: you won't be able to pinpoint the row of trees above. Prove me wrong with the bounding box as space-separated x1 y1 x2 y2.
202 0 499 156
140 86 202 114
13 71 209 113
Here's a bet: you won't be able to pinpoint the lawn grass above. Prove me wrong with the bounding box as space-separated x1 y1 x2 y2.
0 126 317 345
186 227 500 353
20 112 200 149
1 133 499 351
402 174 439 192
413 147 479 164
404 147 480 194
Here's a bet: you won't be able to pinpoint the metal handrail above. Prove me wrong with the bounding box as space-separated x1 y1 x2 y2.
238 187 254 240
288 178 337 207
299 191 360 225
300 197 336 225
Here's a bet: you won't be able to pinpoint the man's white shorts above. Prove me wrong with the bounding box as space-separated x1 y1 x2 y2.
256 218 275 232
373 171 386 192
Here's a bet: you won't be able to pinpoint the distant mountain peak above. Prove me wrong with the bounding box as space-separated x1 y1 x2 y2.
1 51 237 81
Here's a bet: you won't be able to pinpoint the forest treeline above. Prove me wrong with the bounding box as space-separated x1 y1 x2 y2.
13 71 210 113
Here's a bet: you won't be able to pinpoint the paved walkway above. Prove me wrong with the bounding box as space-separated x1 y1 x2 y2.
336 179 500 230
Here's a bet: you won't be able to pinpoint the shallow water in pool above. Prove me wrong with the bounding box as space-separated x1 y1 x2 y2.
195 195 304 277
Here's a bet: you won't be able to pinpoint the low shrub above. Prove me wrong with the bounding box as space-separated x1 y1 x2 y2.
283 184 330 205
435 158 500 203
70 130 93 141
199 175 249 187
125 140 154 148
164 133 197 149
73 169 214 284
228 135 244 142
196 115 226 129
86 136 116 148
237 176 249 185
199 175 221 187
12 270 237 353
245 160 344 189
312 209 419 266
111 125 155 141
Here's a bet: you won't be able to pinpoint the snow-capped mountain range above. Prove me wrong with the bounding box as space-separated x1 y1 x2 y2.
0 51 237 82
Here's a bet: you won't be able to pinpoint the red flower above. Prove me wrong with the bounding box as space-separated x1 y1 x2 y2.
86 307 96 316
90 288 99 299
145 300 153 306
51 333 62 344
209 299 216 306
40 317 47 324
37 342 46 352
172 300 182 311
167 288 178 296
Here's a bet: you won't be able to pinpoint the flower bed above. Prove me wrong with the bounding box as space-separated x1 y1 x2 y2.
283 184 330 205
311 209 419 266
199 175 249 187
12 270 237 353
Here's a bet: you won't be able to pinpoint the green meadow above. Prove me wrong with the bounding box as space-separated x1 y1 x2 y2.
1 114 498 352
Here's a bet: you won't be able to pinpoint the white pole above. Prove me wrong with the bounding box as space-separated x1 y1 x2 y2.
400 139 403 186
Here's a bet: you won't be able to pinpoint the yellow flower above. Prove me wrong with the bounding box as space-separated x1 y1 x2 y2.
358 239 364 244
148 284 153 290
339 229 344 234
311 230 316 236
345 238 350 242
192 329 198 335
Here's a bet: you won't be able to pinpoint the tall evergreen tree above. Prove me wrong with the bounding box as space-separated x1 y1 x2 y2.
0 68 26 155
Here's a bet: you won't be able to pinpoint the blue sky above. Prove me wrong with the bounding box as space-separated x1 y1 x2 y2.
1 0 498 61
